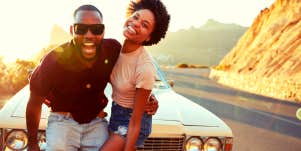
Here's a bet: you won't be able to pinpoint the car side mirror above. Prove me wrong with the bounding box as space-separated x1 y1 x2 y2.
167 79 174 87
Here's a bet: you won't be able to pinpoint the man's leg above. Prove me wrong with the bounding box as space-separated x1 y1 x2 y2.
80 117 109 151
46 113 80 151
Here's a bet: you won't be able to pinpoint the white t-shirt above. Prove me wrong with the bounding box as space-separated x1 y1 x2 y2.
110 46 156 108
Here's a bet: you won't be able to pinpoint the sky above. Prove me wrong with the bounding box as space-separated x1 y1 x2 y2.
0 0 275 63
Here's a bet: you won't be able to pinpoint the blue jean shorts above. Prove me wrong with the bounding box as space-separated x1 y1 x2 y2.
108 102 152 147
46 112 109 151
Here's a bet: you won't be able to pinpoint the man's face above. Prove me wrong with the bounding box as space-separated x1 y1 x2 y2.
71 10 104 60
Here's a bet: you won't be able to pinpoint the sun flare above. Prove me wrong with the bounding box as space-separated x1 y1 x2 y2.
0 0 274 64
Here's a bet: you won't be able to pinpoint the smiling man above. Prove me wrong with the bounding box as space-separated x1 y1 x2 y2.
25 5 121 151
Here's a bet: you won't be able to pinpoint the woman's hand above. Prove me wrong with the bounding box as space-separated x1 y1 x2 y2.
145 94 158 115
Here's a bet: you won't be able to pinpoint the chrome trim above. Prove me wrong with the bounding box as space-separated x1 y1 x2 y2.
0 128 5 151
5 129 28 150
137 135 185 151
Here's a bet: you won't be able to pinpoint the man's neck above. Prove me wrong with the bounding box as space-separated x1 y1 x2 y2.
74 50 97 69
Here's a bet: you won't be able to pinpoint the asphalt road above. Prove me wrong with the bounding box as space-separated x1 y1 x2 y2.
162 68 301 151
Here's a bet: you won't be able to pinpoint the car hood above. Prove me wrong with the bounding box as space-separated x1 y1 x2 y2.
152 89 226 127
0 85 228 130
0 85 49 129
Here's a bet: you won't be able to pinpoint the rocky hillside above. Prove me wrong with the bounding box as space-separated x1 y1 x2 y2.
210 0 301 102
33 25 71 62
147 19 246 66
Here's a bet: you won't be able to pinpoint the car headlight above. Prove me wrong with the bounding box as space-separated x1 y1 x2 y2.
5 130 28 150
204 137 222 151
185 137 203 151
38 132 47 150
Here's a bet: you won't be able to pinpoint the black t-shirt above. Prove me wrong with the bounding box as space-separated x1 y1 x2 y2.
30 39 121 123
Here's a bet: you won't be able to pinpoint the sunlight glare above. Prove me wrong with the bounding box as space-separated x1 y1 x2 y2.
0 1 54 63
0 0 275 63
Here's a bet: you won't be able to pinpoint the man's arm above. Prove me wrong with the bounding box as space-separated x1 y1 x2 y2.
26 92 44 151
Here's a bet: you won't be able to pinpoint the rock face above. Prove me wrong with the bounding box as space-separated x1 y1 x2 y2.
210 0 301 102
49 24 71 45
147 19 246 66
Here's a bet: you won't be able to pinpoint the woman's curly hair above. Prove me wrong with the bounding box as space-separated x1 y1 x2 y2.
126 0 170 46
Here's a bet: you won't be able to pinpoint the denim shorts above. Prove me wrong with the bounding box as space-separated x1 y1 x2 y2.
108 102 152 147
46 112 109 151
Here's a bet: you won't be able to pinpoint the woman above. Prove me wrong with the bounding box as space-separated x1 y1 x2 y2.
100 0 170 151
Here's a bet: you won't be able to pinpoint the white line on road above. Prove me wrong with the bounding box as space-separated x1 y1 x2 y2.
250 108 301 126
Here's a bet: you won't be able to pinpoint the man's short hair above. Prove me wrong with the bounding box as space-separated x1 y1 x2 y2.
73 4 103 19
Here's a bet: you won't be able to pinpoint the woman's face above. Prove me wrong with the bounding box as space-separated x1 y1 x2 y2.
123 9 155 44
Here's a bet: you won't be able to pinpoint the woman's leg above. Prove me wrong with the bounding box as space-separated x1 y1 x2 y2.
100 133 125 151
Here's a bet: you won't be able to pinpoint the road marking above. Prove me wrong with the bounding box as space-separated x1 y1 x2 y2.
251 108 301 126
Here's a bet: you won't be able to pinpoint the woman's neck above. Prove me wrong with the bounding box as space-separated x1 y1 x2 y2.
122 40 141 53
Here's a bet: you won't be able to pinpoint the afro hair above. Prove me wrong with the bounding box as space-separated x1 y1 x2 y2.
126 0 170 46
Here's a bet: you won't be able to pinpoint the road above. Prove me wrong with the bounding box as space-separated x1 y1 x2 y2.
162 68 301 151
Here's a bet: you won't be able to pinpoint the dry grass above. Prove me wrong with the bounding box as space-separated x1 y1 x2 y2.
176 63 209 69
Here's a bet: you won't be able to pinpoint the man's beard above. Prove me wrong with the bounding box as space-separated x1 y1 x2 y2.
73 39 99 61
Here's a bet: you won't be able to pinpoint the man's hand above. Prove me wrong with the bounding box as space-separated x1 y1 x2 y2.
145 94 159 115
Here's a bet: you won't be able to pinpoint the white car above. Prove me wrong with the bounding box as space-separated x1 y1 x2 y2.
0 64 233 151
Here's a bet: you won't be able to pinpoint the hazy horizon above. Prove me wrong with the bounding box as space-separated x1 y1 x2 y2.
0 0 275 62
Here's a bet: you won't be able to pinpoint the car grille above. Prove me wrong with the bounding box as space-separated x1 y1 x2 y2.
137 136 185 151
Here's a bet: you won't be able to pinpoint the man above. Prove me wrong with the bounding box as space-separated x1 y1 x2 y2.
26 5 157 151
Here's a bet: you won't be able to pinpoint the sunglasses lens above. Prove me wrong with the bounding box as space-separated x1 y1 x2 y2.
74 24 88 35
90 24 104 35
74 24 104 35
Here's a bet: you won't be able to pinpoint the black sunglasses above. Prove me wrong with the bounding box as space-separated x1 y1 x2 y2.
73 24 105 35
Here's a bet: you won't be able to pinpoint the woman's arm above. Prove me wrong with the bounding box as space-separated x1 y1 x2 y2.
124 88 151 151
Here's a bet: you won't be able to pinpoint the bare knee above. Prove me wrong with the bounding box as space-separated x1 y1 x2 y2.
100 134 125 151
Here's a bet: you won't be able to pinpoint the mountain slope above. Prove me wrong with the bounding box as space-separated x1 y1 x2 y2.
147 19 247 66
210 0 301 102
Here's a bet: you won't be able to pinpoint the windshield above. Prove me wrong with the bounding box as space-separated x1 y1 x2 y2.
152 61 171 90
